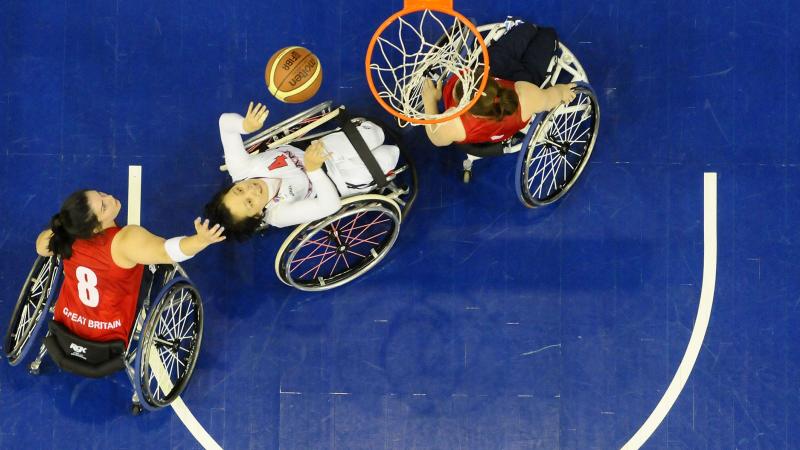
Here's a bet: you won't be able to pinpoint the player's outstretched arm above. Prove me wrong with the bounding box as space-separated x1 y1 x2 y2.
219 102 269 177
518 82 576 115
112 218 225 267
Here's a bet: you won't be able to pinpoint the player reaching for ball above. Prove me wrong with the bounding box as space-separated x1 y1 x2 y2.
35 190 225 342
204 102 400 241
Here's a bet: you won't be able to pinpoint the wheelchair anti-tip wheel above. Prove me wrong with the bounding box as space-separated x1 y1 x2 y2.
3 256 61 366
275 195 402 291
134 280 203 410
516 82 599 207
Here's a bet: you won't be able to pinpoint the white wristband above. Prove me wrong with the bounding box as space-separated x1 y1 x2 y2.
165 236 192 262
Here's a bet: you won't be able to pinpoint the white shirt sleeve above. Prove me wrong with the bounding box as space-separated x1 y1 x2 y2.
266 169 342 228
218 113 250 180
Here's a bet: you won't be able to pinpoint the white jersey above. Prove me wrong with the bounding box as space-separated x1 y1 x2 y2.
219 113 399 228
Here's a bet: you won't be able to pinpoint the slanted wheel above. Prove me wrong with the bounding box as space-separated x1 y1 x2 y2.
134 280 203 410
275 195 402 291
515 82 599 207
3 256 61 366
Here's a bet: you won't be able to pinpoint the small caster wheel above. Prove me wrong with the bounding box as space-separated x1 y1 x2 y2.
131 403 143 415
28 361 41 375
130 403 143 416
462 170 472 183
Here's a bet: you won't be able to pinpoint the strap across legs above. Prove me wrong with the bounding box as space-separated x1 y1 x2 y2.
336 108 388 188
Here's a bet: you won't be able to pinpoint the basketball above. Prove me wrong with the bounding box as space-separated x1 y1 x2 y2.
265 46 323 103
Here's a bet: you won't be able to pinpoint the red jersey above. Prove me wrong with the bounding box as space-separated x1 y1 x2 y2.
53 227 144 343
443 76 529 144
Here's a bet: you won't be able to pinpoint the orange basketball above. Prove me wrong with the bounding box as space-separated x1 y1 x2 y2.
265 46 323 103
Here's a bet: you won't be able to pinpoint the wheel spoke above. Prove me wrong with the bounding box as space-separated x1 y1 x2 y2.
528 147 559 192
308 249 339 281
291 240 338 267
345 229 389 247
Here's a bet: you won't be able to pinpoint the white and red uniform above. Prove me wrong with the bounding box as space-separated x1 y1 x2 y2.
53 227 144 343
442 76 529 144
219 113 399 228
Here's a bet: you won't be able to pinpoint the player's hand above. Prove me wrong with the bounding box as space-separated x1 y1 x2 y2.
422 78 443 103
242 101 269 133
193 218 226 246
556 83 577 105
303 140 331 172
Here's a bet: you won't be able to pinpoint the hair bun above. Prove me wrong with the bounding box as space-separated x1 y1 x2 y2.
50 213 63 229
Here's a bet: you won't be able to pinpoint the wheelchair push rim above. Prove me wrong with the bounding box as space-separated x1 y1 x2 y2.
135 279 203 409
516 81 599 207
4 256 61 366
276 196 402 291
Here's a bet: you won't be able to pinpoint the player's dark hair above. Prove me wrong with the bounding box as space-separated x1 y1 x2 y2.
204 184 263 242
48 190 101 259
454 68 519 121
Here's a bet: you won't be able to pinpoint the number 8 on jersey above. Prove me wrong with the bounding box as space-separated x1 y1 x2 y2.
76 266 100 307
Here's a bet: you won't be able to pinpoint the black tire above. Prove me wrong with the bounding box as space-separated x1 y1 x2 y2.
516 82 599 207
136 281 203 409
4 256 61 366
276 197 401 291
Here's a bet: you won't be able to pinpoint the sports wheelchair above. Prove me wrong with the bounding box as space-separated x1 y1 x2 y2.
434 18 600 208
233 101 418 291
3 256 203 414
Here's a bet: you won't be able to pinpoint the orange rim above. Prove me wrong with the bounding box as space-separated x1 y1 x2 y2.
365 5 490 125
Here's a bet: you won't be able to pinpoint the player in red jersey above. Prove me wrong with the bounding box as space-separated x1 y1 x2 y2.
420 70 575 147
419 22 578 147
35 189 225 343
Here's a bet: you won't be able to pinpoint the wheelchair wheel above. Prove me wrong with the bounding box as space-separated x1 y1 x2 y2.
516 82 599 207
275 195 402 291
243 101 334 151
3 256 61 366
135 280 203 410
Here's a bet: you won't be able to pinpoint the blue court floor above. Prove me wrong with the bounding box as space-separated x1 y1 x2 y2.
2 0 799 448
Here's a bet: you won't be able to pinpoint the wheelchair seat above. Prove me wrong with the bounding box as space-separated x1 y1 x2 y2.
455 141 506 158
44 320 126 378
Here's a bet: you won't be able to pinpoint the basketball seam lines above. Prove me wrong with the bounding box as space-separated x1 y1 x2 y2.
273 51 319 99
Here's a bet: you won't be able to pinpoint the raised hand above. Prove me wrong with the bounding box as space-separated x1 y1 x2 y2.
193 217 226 245
557 83 577 105
303 140 331 172
422 78 443 104
242 101 269 133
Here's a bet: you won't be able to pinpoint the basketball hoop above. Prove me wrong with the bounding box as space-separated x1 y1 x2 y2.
365 0 490 126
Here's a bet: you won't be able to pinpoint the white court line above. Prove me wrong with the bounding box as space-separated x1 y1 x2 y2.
127 166 142 226
129 165 223 450
148 352 223 450
622 172 717 449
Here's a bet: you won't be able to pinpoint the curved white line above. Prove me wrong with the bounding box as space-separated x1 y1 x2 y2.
622 172 717 449
148 352 223 450
130 165 223 450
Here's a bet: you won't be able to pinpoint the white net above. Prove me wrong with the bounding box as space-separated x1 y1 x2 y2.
368 9 487 125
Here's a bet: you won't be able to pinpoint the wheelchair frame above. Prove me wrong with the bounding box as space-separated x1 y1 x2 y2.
3 257 204 414
451 19 600 208
237 103 418 291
